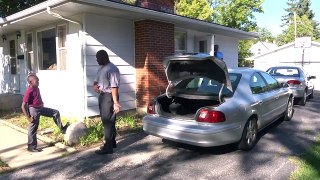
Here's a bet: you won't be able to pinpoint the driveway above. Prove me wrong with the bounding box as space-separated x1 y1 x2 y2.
1 96 320 179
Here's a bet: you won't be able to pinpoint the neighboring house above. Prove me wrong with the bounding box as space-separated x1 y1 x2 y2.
253 41 320 90
0 0 258 118
249 41 278 59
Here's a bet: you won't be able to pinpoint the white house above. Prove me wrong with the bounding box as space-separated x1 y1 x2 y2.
0 0 258 119
249 41 278 59
254 41 320 90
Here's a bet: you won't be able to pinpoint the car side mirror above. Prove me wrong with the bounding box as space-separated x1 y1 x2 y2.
280 82 289 88
309 76 316 80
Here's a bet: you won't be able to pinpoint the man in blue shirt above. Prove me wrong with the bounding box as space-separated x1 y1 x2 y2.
214 44 224 60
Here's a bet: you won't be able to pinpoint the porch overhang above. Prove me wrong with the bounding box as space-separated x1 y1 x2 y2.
0 0 259 40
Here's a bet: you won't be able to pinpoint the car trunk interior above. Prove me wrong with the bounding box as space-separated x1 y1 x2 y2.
156 95 221 119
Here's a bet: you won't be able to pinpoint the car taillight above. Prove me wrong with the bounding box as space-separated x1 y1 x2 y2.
287 80 301 85
197 109 225 123
147 103 156 114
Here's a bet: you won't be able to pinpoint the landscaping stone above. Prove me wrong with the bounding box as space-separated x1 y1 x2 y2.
64 122 88 146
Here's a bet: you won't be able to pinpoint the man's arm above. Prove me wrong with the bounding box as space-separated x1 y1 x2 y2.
111 87 120 113
21 102 33 123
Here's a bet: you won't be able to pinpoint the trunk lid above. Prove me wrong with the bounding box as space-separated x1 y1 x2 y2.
163 54 233 93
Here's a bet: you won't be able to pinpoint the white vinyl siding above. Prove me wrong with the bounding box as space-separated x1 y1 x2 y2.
84 14 135 116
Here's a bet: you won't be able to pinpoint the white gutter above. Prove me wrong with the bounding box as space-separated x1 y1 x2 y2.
3 0 68 23
75 0 259 39
46 6 81 25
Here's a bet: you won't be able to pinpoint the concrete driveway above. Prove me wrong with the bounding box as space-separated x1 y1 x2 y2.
1 95 320 179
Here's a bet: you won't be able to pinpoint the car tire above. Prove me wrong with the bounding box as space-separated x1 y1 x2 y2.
238 118 258 151
283 97 294 121
298 91 307 106
309 89 314 99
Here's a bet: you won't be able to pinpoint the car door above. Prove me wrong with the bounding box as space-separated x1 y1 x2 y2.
260 72 288 119
249 72 274 127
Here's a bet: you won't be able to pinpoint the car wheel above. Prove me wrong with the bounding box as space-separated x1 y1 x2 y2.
284 97 294 121
309 89 314 99
238 118 258 151
298 91 307 106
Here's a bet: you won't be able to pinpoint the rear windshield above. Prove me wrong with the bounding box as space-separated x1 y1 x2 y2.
172 73 241 96
267 67 300 77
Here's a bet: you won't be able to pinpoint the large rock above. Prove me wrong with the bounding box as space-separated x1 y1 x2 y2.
64 121 88 146
0 93 23 111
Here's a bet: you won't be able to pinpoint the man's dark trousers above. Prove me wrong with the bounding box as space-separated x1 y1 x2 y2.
28 107 64 148
99 92 116 150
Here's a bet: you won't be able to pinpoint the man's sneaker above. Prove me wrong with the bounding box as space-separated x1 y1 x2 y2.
95 148 113 155
27 147 41 152
61 122 70 134
100 141 117 150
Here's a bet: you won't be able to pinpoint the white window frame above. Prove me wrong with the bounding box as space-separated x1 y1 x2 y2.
35 23 67 71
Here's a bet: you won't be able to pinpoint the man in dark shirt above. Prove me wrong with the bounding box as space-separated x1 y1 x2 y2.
21 74 69 152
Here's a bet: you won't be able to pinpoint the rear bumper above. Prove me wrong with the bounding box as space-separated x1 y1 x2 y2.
143 115 243 147
291 88 305 98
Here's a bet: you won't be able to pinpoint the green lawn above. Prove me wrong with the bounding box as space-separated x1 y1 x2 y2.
0 110 143 147
291 135 320 179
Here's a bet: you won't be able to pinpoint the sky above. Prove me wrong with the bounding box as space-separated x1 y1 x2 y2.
254 0 320 36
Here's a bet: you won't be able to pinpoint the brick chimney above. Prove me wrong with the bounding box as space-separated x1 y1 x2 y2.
136 0 174 13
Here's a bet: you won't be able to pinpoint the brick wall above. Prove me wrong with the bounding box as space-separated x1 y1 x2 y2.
135 20 174 110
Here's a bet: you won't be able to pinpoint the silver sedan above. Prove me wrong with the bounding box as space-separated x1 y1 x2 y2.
266 66 316 106
143 54 294 151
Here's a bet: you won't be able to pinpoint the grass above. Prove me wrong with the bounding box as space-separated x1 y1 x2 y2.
0 110 143 148
0 110 69 141
0 159 10 174
290 135 320 179
78 113 143 147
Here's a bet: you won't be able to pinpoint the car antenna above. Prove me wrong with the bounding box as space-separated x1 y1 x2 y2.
166 81 172 98
218 83 225 104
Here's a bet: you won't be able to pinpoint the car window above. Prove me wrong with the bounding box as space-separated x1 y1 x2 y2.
267 67 300 77
260 72 280 90
174 73 241 96
250 73 267 94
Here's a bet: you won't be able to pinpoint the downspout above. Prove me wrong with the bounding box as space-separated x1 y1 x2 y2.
47 6 87 120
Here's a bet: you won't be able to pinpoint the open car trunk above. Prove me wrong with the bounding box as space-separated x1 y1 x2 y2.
156 95 221 119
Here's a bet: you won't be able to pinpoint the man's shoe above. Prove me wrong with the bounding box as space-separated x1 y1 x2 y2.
61 122 70 134
27 147 41 152
100 142 117 150
95 148 113 155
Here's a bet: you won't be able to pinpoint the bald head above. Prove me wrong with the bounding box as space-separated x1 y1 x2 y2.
96 50 110 65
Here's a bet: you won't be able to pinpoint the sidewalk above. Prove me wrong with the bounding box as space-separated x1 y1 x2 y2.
0 120 76 170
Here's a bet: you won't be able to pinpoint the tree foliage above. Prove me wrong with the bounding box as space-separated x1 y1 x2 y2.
0 0 46 17
278 0 319 44
255 27 275 43
175 0 213 21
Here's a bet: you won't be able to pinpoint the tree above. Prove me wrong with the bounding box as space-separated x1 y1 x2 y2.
0 0 46 17
212 0 264 66
276 15 314 46
175 0 213 21
281 0 319 40
255 27 275 43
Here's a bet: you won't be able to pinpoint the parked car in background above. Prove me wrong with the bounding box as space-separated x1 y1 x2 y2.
266 66 316 106
143 54 294 151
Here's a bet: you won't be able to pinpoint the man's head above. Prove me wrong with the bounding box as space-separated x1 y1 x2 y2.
214 44 219 51
96 50 110 65
27 74 39 87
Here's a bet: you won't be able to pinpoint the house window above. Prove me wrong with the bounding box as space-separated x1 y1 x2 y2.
26 33 34 71
38 28 56 70
37 24 67 70
175 31 186 54
10 40 17 74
